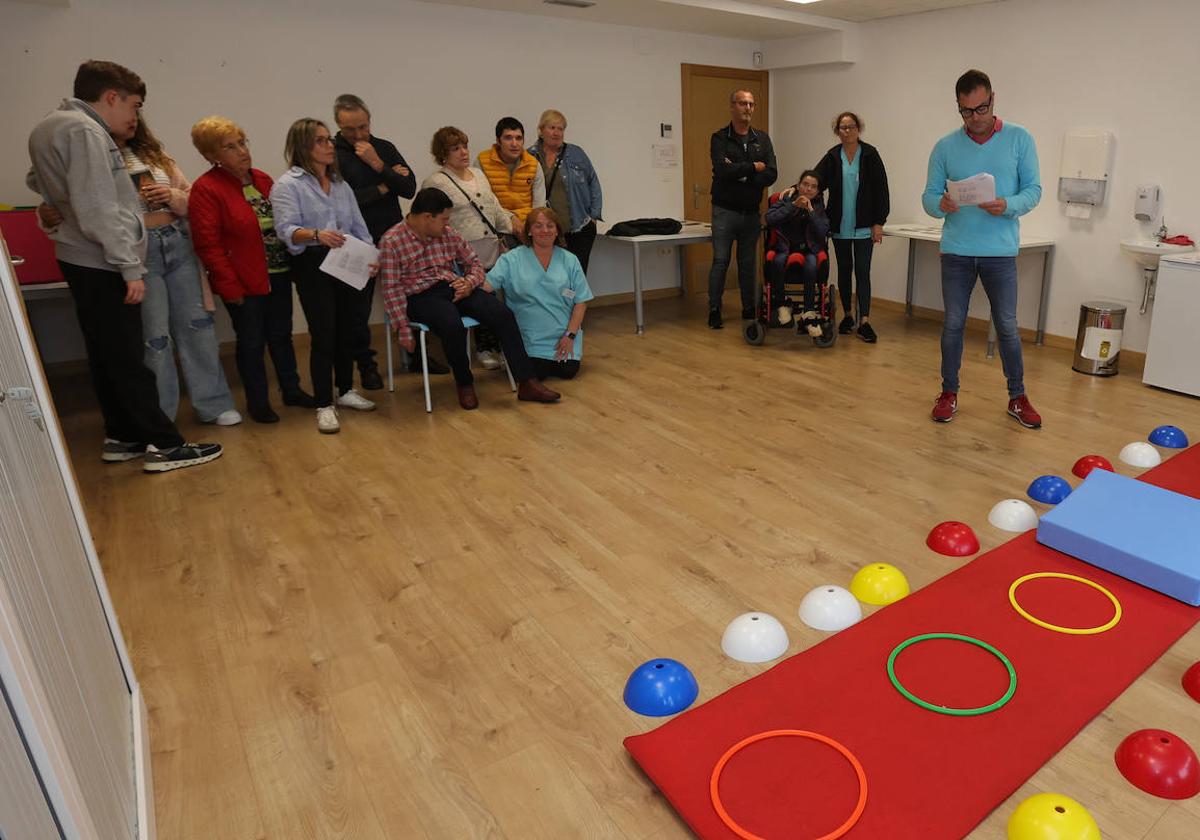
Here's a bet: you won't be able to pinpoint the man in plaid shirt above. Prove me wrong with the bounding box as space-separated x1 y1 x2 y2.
379 187 562 409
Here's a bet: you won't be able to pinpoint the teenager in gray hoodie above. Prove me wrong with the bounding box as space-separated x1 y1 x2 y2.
27 60 220 472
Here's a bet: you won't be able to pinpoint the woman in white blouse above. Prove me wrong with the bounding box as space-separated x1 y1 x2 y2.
421 126 515 271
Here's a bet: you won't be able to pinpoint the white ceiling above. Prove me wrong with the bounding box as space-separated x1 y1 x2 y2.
420 0 1002 40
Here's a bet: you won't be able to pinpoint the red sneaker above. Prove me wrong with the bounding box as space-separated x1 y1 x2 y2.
931 391 957 423
1007 394 1042 429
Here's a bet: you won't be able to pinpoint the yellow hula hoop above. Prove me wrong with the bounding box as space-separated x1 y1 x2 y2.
1008 572 1122 635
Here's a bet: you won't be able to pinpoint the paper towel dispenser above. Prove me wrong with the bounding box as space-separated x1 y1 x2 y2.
1058 129 1114 218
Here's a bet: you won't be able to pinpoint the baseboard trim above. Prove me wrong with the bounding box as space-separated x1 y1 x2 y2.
590 287 682 308
869 298 1146 370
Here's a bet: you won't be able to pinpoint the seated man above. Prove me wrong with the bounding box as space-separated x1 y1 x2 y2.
378 187 561 409
764 169 830 336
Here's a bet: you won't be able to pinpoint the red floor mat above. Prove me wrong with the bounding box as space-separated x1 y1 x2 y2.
625 447 1200 839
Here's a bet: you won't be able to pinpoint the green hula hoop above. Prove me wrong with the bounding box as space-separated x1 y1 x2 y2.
887 633 1017 716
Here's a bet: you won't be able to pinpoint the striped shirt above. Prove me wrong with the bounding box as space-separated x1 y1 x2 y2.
120 147 171 213
379 221 486 342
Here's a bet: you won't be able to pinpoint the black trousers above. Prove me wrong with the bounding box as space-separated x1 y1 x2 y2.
290 249 360 407
59 261 184 448
532 358 580 380
406 284 534 386
565 220 598 274
832 238 874 319
224 270 303 409
350 276 378 373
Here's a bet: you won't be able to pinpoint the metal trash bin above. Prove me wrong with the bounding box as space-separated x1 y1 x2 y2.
1072 301 1126 376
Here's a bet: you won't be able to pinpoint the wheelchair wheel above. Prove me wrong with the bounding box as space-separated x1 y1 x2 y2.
743 319 766 346
813 284 838 348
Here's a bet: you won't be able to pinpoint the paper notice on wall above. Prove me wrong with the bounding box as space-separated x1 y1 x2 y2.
1082 326 1122 361
320 235 379 290
652 144 679 169
946 173 996 206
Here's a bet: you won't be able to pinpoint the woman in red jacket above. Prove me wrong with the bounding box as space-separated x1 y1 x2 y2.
189 116 315 423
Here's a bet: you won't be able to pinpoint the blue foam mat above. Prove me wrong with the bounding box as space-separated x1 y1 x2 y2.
1037 468 1200 605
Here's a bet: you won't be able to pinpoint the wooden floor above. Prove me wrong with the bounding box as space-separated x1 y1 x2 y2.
50 298 1200 840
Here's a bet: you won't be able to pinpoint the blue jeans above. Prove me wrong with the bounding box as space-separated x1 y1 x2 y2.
940 254 1024 398
708 205 761 312
141 221 236 421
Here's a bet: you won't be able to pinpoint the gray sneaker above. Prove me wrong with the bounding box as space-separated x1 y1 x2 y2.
102 438 146 462
143 442 223 473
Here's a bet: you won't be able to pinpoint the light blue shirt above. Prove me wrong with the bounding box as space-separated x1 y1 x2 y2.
835 148 871 240
487 246 594 360
270 166 370 255
921 122 1041 257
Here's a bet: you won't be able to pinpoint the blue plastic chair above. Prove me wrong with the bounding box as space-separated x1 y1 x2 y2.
385 314 516 412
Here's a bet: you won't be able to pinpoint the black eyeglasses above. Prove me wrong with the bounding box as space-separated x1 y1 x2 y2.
957 95 993 118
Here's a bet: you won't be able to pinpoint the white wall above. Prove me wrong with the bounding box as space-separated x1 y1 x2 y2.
1 0 759 362
770 0 1200 352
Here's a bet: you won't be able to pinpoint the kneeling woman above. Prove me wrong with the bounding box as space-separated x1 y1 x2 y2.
484 207 593 380
764 170 830 337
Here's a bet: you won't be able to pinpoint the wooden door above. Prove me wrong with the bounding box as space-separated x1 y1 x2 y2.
681 64 770 296
0 234 145 839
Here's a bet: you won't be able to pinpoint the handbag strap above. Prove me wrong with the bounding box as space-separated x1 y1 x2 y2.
544 150 564 197
440 170 503 238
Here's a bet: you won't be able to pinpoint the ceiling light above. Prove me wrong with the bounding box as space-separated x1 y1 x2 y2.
544 0 596 7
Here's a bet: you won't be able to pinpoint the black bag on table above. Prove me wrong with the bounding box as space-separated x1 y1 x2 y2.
606 218 683 237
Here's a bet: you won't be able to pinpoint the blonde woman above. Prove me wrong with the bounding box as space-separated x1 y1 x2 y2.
189 116 315 423
528 109 603 272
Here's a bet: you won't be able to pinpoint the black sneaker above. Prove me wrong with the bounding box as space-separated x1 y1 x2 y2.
102 438 146 462
247 403 280 424
708 308 723 330
143 442 223 473
856 322 878 343
838 316 855 334
360 366 384 390
282 389 317 408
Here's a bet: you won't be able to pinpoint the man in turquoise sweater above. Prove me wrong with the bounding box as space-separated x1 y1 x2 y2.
922 69 1043 428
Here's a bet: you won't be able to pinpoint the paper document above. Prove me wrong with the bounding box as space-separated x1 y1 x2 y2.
320 235 379 290
946 173 996 206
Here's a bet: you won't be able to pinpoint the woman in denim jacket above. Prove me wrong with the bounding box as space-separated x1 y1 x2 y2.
528 109 603 273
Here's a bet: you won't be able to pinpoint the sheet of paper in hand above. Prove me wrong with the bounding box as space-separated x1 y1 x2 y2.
946 172 996 206
320 235 379 290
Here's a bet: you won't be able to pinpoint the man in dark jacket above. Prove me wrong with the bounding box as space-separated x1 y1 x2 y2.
334 93 445 384
707 89 777 329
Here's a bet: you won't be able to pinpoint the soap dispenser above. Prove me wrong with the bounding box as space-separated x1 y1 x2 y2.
1135 184 1162 222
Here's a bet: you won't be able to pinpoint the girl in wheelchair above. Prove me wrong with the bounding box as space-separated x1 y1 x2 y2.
762 170 832 340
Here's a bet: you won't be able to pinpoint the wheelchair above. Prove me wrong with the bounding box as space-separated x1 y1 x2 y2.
742 220 838 348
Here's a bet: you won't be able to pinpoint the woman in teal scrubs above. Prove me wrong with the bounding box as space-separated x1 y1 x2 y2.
485 207 594 380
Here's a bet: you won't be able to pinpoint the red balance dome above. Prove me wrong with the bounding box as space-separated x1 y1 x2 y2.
926 521 980 557
1072 454 1114 479
1114 729 1200 799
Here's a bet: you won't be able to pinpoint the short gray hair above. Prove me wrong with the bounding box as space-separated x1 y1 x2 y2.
730 88 754 104
333 93 370 119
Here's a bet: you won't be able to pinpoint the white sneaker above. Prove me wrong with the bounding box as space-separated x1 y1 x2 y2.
476 349 503 370
316 406 340 434
776 305 793 326
214 409 242 426
800 311 822 338
335 388 376 411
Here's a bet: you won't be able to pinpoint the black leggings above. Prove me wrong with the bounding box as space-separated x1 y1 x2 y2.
832 238 874 318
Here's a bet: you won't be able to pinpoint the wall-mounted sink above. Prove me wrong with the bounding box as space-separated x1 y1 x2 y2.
1120 238 1195 269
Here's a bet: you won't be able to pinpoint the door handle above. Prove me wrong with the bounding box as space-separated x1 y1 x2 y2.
692 183 701 210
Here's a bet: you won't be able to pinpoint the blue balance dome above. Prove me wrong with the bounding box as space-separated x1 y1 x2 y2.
1149 425 1189 449
623 658 699 717
1028 474 1072 505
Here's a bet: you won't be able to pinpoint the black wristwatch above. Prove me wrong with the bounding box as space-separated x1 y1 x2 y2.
565 331 577 339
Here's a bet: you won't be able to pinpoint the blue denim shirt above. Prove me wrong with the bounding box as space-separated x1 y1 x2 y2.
270 166 371 255
528 142 602 233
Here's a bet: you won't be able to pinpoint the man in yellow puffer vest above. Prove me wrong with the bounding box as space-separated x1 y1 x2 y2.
477 116 546 242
